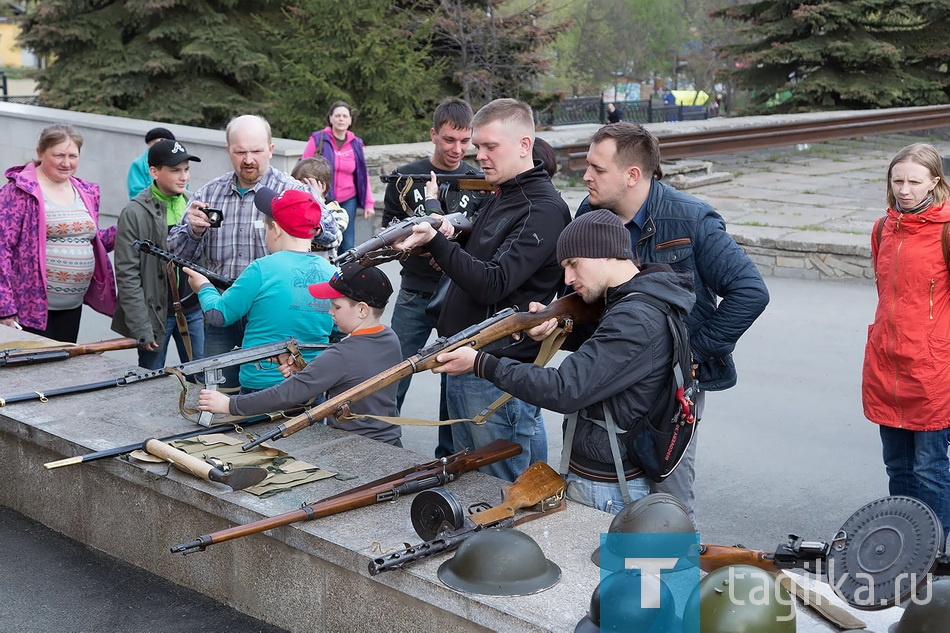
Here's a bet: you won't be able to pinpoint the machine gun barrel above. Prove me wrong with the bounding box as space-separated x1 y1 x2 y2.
133 239 235 289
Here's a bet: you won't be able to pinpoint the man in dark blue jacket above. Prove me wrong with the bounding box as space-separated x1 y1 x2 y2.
577 122 769 523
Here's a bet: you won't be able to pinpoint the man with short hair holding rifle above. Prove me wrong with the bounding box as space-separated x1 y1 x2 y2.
395 98 570 482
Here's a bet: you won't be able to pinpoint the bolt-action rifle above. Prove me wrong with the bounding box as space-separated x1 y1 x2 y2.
133 239 235 289
332 212 473 268
0 338 326 424
368 461 567 575
242 292 604 451
0 337 138 368
169 439 522 554
379 172 495 192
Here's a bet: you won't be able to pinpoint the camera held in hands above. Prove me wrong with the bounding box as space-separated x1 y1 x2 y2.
205 208 224 228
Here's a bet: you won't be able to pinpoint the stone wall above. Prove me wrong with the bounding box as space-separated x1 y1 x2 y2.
736 235 874 282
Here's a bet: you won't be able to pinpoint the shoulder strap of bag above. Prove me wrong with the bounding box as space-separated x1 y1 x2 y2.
874 215 950 272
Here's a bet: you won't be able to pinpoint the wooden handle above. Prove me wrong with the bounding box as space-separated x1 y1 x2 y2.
470 461 566 526
144 439 214 481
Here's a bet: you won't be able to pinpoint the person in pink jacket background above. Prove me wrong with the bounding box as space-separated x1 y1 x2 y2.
301 100 374 252
863 142 950 531
0 124 116 343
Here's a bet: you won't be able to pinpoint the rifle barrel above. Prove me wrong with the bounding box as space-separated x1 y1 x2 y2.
133 240 234 288
0 337 138 367
0 369 165 406
170 439 521 554
43 411 293 470
242 293 602 449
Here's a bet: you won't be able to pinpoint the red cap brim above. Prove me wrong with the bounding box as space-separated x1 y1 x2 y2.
308 282 344 300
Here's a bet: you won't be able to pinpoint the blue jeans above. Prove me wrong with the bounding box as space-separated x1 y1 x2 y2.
203 317 245 389
391 288 437 411
338 197 358 253
137 310 205 370
446 372 542 482
565 472 650 515
880 425 950 530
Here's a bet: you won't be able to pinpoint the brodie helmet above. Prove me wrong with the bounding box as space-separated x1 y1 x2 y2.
437 528 561 596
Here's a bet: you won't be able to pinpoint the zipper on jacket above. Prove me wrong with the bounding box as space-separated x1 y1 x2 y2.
886 215 905 427
930 279 935 320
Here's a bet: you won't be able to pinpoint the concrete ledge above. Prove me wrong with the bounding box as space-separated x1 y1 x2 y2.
0 327 606 632
734 231 874 282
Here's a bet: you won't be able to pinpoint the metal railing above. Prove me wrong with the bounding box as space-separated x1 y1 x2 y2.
560 105 950 171
537 96 713 126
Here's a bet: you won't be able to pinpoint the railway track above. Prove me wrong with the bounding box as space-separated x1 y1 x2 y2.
562 105 950 171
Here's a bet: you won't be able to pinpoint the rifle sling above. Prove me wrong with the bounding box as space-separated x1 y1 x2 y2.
167 261 194 362
337 326 569 428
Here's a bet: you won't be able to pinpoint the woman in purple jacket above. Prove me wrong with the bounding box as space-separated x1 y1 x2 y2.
0 124 116 343
300 100 375 253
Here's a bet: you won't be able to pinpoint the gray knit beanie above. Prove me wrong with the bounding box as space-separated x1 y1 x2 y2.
557 209 633 262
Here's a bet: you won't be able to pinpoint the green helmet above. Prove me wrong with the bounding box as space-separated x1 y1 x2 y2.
437 528 561 596
575 569 678 633
700 565 796 633
592 493 695 568
889 579 950 633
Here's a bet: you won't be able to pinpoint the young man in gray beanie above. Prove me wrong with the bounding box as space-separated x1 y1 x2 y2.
434 209 696 514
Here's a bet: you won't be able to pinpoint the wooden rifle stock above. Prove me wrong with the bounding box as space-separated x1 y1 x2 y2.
0 337 138 367
242 293 604 450
699 544 783 574
332 212 473 268
368 462 566 575
169 439 521 554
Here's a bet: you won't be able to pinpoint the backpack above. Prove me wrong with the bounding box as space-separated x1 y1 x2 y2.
623 293 698 483
873 216 950 271
559 292 698 500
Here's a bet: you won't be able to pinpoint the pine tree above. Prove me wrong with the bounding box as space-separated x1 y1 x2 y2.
715 0 950 112
17 0 281 128
257 0 439 145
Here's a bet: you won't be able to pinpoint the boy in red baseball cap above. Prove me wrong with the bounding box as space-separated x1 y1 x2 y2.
182 187 337 390
197 263 403 446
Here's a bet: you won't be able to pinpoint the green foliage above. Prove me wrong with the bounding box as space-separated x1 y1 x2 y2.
715 0 950 112
556 0 690 94
258 0 438 145
18 0 281 128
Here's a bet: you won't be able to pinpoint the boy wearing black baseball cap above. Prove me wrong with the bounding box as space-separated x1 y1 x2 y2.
182 187 338 391
197 262 404 446
112 139 207 369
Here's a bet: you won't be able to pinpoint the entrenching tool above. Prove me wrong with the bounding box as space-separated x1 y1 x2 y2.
143 438 268 491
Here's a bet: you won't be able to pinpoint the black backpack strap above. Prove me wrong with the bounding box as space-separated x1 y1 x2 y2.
943 222 950 273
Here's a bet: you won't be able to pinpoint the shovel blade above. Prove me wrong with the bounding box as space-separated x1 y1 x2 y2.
214 466 269 491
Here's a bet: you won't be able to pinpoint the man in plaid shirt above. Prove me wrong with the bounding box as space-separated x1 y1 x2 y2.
168 114 339 385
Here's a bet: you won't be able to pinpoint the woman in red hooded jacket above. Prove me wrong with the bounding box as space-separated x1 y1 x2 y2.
863 143 950 530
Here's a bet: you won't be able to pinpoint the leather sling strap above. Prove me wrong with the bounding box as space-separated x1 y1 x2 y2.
167 261 193 362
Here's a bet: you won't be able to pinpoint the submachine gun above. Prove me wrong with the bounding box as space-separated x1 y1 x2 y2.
332 212 473 268
699 495 950 611
368 461 567 575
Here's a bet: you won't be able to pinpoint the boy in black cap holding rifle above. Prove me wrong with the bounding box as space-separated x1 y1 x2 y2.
113 139 206 369
197 262 404 446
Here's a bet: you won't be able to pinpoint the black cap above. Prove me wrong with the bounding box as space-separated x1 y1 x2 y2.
308 263 393 309
148 139 201 168
145 127 175 143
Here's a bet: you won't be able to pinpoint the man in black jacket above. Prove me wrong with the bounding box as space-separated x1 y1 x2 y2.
395 98 571 482
578 122 769 523
382 98 490 458
435 209 696 512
